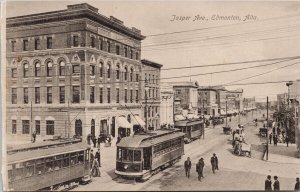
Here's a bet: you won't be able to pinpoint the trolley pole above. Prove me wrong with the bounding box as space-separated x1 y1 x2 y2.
225 100 228 127
266 96 269 161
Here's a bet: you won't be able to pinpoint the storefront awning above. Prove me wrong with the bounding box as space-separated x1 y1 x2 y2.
131 115 146 126
117 116 132 129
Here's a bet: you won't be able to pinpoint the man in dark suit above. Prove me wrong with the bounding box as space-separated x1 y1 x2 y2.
210 153 219 174
265 175 272 191
184 157 192 178
95 148 101 167
273 176 280 191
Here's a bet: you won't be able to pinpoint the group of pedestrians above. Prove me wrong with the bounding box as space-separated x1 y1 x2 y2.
184 153 219 182
265 175 299 191
90 148 102 177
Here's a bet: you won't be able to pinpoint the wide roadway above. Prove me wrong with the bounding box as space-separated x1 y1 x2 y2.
75 111 298 191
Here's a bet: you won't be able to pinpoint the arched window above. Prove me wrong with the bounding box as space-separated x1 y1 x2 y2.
59 60 65 76
130 67 134 82
23 63 29 78
107 63 111 78
99 62 103 77
47 61 53 77
116 64 120 80
35 62 41 77
91 119 95 137
124 66 128 81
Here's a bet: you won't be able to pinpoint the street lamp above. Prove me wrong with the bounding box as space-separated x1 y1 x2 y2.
145 79 149 132
286 81 293 108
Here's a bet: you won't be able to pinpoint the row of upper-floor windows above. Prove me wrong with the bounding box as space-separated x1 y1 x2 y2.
9 35 140 60
144 73 159 85
10 62 140 82
11 86 140 105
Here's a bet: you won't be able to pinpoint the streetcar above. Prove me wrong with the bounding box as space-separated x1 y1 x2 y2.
6 138 91 191
115 129 185 181
174 119 204 143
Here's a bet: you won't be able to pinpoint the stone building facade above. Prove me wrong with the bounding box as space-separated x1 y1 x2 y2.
160 82 174 128
197 86 218 116
6 3 146 142
140 59 162 131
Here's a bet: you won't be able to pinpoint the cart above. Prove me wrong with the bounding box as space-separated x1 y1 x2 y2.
259 128 267 137
223 126 232 135
240 143 251 157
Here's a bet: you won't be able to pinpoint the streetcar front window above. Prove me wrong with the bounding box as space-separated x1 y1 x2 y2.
134 150 141 161
117 148 122 160
128 150 133 161
122 149 128 161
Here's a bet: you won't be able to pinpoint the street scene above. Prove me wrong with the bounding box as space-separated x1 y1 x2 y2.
3 1 300 191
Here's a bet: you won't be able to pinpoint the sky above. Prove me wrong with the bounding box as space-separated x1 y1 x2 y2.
5 0 300 101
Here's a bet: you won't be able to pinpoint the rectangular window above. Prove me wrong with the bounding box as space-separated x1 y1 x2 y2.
99 87 103 103
23 88 28 104
136 74 139 82
23 39 28 51
124 89 127 103
73 65 80 74
12 120 17 134
12 88 17 104
136 90 139 103
107 41 111 52
35 87 40 104
47 37 52 49
136 52 139 60
99 39 103 50
124 47 128 57
130 90 133 103
11 68 17 78
90 86 95 103
91 36 95 48
46 120 54 135
11 41 16 52
116 45 120 55
72 86 80 103
59 86 65 104
35 120 40 135
73 35 79 47
130 50 133 59
47 87 52 104
35 38 40 50
22 120 30 134
90 65 95 76
107 88 111 103
116 88 119 103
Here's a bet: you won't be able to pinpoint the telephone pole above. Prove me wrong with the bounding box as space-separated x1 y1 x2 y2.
266 96 269 161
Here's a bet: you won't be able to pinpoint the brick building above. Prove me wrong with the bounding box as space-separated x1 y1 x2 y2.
141 59 162 131
197 86 218 116
6 3 147 142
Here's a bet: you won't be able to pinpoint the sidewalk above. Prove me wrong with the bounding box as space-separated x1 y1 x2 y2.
264 143 300 164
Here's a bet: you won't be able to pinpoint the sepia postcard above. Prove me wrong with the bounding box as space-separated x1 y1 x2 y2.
1 0 300 191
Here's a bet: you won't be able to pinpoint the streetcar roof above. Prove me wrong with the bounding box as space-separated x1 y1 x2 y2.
117 130 185 148
7 138 82 153
174 119 204 127
7 142 90 164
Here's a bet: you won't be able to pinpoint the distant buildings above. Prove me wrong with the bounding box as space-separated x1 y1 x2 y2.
160 82 174 128
197 86 218 116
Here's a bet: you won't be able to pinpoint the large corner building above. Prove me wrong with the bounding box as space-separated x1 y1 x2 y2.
5 3 162 142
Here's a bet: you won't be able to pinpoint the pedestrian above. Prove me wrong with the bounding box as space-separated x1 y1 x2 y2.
91 158 101 177
196 158 204 181
92 136 97 148
295 177 300 191
184 157 192 178
90 149 94 169
116 136 121 144
87 134 91 145
286 135 290 147
273 176 280 191
273 135 278 146
210 153 218 174
97 135 101 148
232 130 236 141
95 148 101 167
265 175 272 191
32 131 36 143
269 133 272 144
